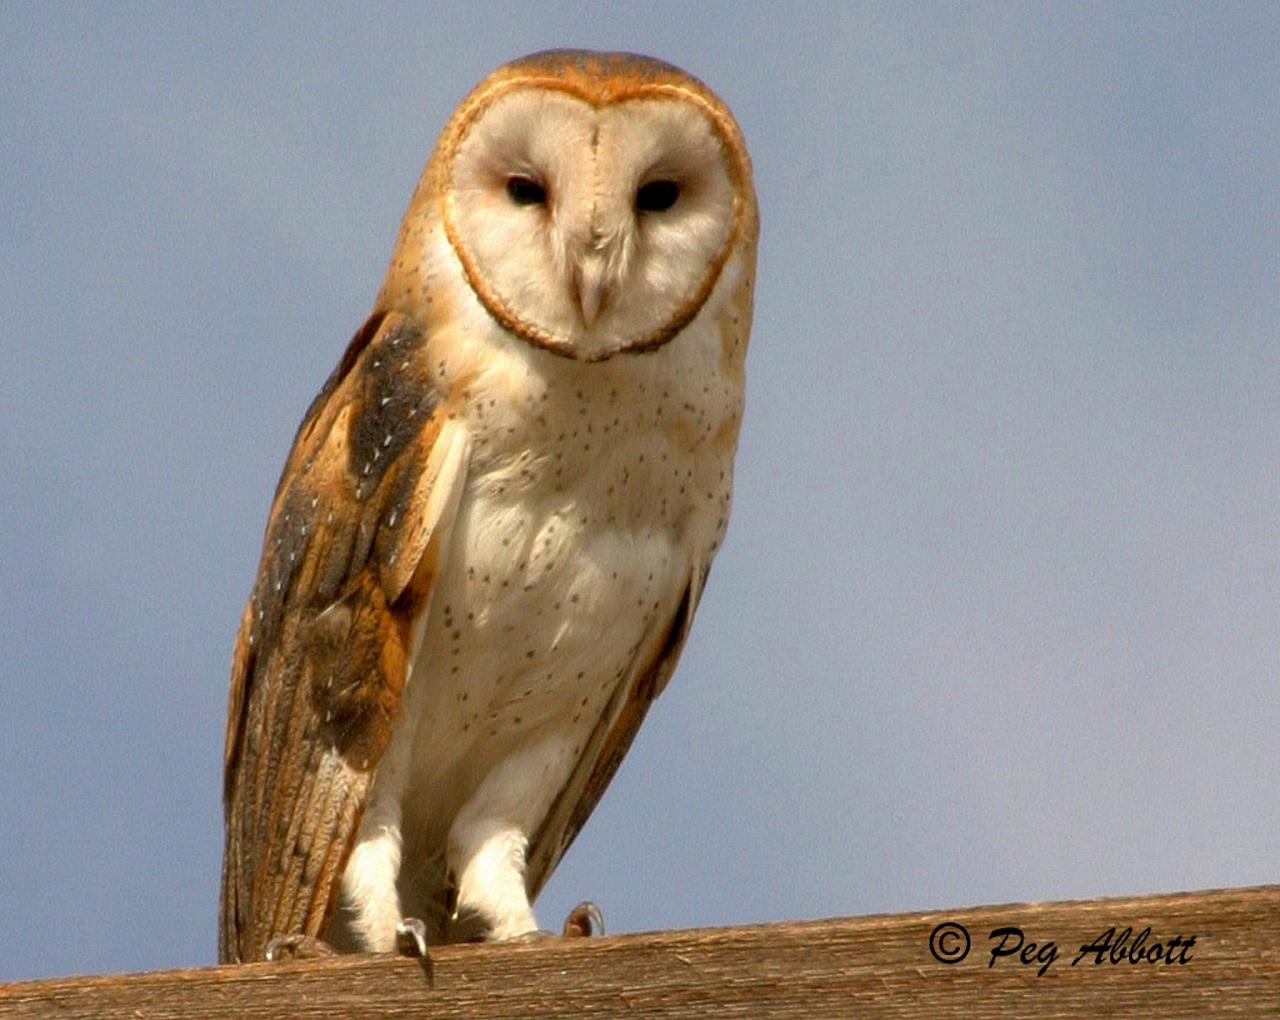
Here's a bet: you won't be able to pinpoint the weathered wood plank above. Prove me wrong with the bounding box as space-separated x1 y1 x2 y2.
1 885 1275 1018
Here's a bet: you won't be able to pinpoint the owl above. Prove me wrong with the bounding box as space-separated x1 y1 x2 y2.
219 50 757 963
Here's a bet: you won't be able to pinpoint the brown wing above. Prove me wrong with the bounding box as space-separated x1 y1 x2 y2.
219 310 468 963
524 568 708 901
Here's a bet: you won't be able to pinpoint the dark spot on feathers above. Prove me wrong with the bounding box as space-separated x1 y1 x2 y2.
315 514 357 603
248 486 315 648
373 463 420 573
350 517 376 578
348 318 437 489
304 581 400 764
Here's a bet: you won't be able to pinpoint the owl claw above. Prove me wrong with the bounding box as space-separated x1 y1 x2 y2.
562 901 605 938
264 934 338 961
395 917 430 958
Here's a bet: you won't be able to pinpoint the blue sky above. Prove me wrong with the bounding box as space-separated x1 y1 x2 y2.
2 3 1277 981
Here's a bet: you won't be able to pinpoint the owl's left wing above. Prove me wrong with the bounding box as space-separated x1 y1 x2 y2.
523 567 709 901
219 310 468 963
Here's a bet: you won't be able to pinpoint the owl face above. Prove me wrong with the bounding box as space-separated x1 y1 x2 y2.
431 52 755 362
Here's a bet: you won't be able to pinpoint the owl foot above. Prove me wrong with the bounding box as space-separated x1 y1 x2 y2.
395 917 430 958
491 901 604 942
562 901 605 938
264 934 339 961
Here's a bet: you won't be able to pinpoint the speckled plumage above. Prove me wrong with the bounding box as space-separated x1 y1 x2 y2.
220 50 757 963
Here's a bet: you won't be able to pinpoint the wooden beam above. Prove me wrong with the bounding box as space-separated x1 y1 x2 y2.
2 885 1276 1018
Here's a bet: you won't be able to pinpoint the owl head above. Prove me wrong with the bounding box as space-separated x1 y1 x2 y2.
378 50 757 363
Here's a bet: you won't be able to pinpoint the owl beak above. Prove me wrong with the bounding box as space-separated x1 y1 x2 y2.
573 254 609 329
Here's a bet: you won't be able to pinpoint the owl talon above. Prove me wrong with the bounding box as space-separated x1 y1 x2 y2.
562 901 605 938
395 917 430 958
264 934 338 961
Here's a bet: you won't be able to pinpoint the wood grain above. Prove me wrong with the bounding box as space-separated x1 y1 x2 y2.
2 885 1276 1018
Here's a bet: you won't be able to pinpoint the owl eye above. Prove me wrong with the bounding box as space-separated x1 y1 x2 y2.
506 175 547 207
636 179 680 213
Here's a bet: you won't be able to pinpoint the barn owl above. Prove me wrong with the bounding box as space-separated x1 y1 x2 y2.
219 50 757 963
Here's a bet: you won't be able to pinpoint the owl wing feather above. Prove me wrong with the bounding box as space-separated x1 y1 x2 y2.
219 310 467 963
524 567 708 901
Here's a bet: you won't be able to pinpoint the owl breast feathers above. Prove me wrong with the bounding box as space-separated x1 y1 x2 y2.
220 49 757 963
